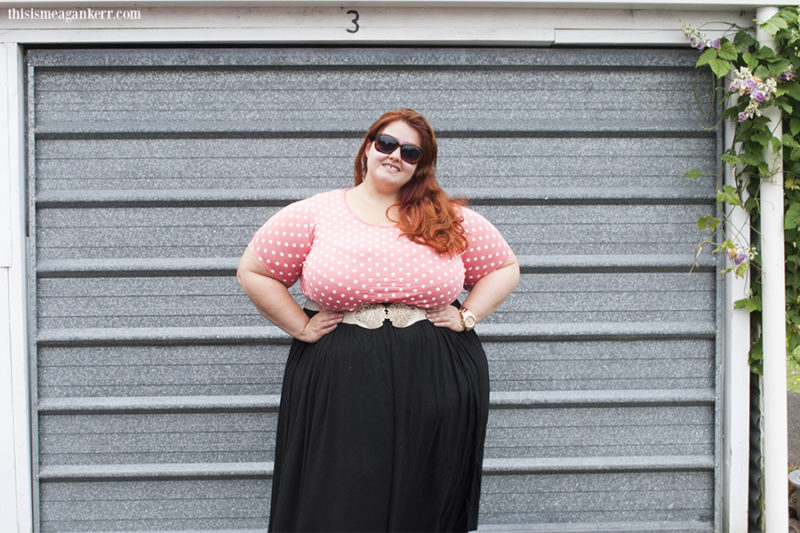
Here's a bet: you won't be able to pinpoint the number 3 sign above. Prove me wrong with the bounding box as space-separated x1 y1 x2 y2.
346 10 359 33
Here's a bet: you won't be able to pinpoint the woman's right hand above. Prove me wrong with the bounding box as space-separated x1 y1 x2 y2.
238 248 342 341
295 307 343 343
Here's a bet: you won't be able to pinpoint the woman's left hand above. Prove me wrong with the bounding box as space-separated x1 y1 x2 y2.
426 305 464 332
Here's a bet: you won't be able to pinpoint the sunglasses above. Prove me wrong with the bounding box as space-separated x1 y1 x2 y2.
373 133 423 164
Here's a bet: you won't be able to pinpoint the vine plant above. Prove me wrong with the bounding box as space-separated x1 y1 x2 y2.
681 8 800 373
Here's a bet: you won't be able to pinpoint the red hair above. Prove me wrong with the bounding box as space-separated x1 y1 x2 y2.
354 109 468 256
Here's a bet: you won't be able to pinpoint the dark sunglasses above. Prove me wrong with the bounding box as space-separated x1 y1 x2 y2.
373 133 423 164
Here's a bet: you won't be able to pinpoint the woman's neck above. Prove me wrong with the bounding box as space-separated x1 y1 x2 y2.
346 183 400 226
353 181 398 206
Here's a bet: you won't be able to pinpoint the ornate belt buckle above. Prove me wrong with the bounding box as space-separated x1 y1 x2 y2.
386 303 416 328
353 303 387 329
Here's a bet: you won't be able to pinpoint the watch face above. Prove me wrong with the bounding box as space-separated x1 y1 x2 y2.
461 310 476 329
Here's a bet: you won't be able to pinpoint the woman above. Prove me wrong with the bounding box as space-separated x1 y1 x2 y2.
238 109 519 532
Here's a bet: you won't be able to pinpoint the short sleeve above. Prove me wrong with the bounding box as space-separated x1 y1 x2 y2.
460 206 514 290
247 199 315 287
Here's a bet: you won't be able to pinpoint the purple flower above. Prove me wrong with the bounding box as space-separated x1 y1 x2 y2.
729 78 748 94
690 37 706 51
726 245 751 265
681 21 721 53
729 67 778 121
780 66 796 81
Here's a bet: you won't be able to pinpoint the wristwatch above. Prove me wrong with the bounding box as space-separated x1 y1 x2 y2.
459 307 477 331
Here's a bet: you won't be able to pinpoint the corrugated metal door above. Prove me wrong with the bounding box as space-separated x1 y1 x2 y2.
27 47 720 532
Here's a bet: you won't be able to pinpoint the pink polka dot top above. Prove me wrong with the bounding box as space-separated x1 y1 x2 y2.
248 189 514 311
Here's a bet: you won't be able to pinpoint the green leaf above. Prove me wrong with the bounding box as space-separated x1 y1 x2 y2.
717 185 742 206
769 137 783 154
735 263 749 278
755 45 776 60
771 134 783 153
786 203 800 230
768 59 792 77
776 99 793 114
784 133 800 150
742 150 765 167
754 64 770 79
751 130 772 147
697 214 721 231
720 152 743 166
735 118 753 138
790 118 800 136
709 58 732 78
717 41 738 60
766 53 789 64
777 7 796 20
749 341 763 371
735 297 761 312
784 82 800 102
685 169 703 179
695 48 718 67
741 52 758 70
722 107 741 121
761 13 788 35
790 343 800 366
734 31 758 49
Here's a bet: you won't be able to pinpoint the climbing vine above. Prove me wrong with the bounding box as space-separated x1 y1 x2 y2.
682 8 800 373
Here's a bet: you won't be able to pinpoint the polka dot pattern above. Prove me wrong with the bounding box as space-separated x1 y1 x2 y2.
248 189 513 311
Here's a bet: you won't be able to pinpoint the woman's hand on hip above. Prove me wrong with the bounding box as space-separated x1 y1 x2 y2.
426 305 464 332
296 307 343 343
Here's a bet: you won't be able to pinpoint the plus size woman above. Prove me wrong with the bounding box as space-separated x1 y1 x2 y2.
238 109 519 532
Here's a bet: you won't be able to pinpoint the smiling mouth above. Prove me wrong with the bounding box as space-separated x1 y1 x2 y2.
382 162 401 172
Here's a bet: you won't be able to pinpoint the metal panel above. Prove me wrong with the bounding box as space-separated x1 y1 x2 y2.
34 203 713 259
27 47 721 532
33 136 715 194
39 411 277 465
39 479 270 532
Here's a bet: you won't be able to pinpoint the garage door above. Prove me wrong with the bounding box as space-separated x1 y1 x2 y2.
27 47 720 532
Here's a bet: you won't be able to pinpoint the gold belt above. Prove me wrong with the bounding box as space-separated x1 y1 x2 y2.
304 299 428 329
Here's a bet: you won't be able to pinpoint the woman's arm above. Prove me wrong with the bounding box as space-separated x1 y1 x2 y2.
426 255 520 331
237 248 342 342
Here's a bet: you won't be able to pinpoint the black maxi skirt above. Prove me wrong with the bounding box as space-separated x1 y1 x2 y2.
268 308 490 533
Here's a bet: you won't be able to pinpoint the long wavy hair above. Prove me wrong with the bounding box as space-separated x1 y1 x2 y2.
354 109 468 256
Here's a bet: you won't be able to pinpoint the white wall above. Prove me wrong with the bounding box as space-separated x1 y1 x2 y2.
0 41 32 533
0 3 751 45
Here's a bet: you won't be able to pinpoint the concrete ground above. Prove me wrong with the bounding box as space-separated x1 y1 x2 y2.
792 392 800 531
791 391 800 465
791 392 800 532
